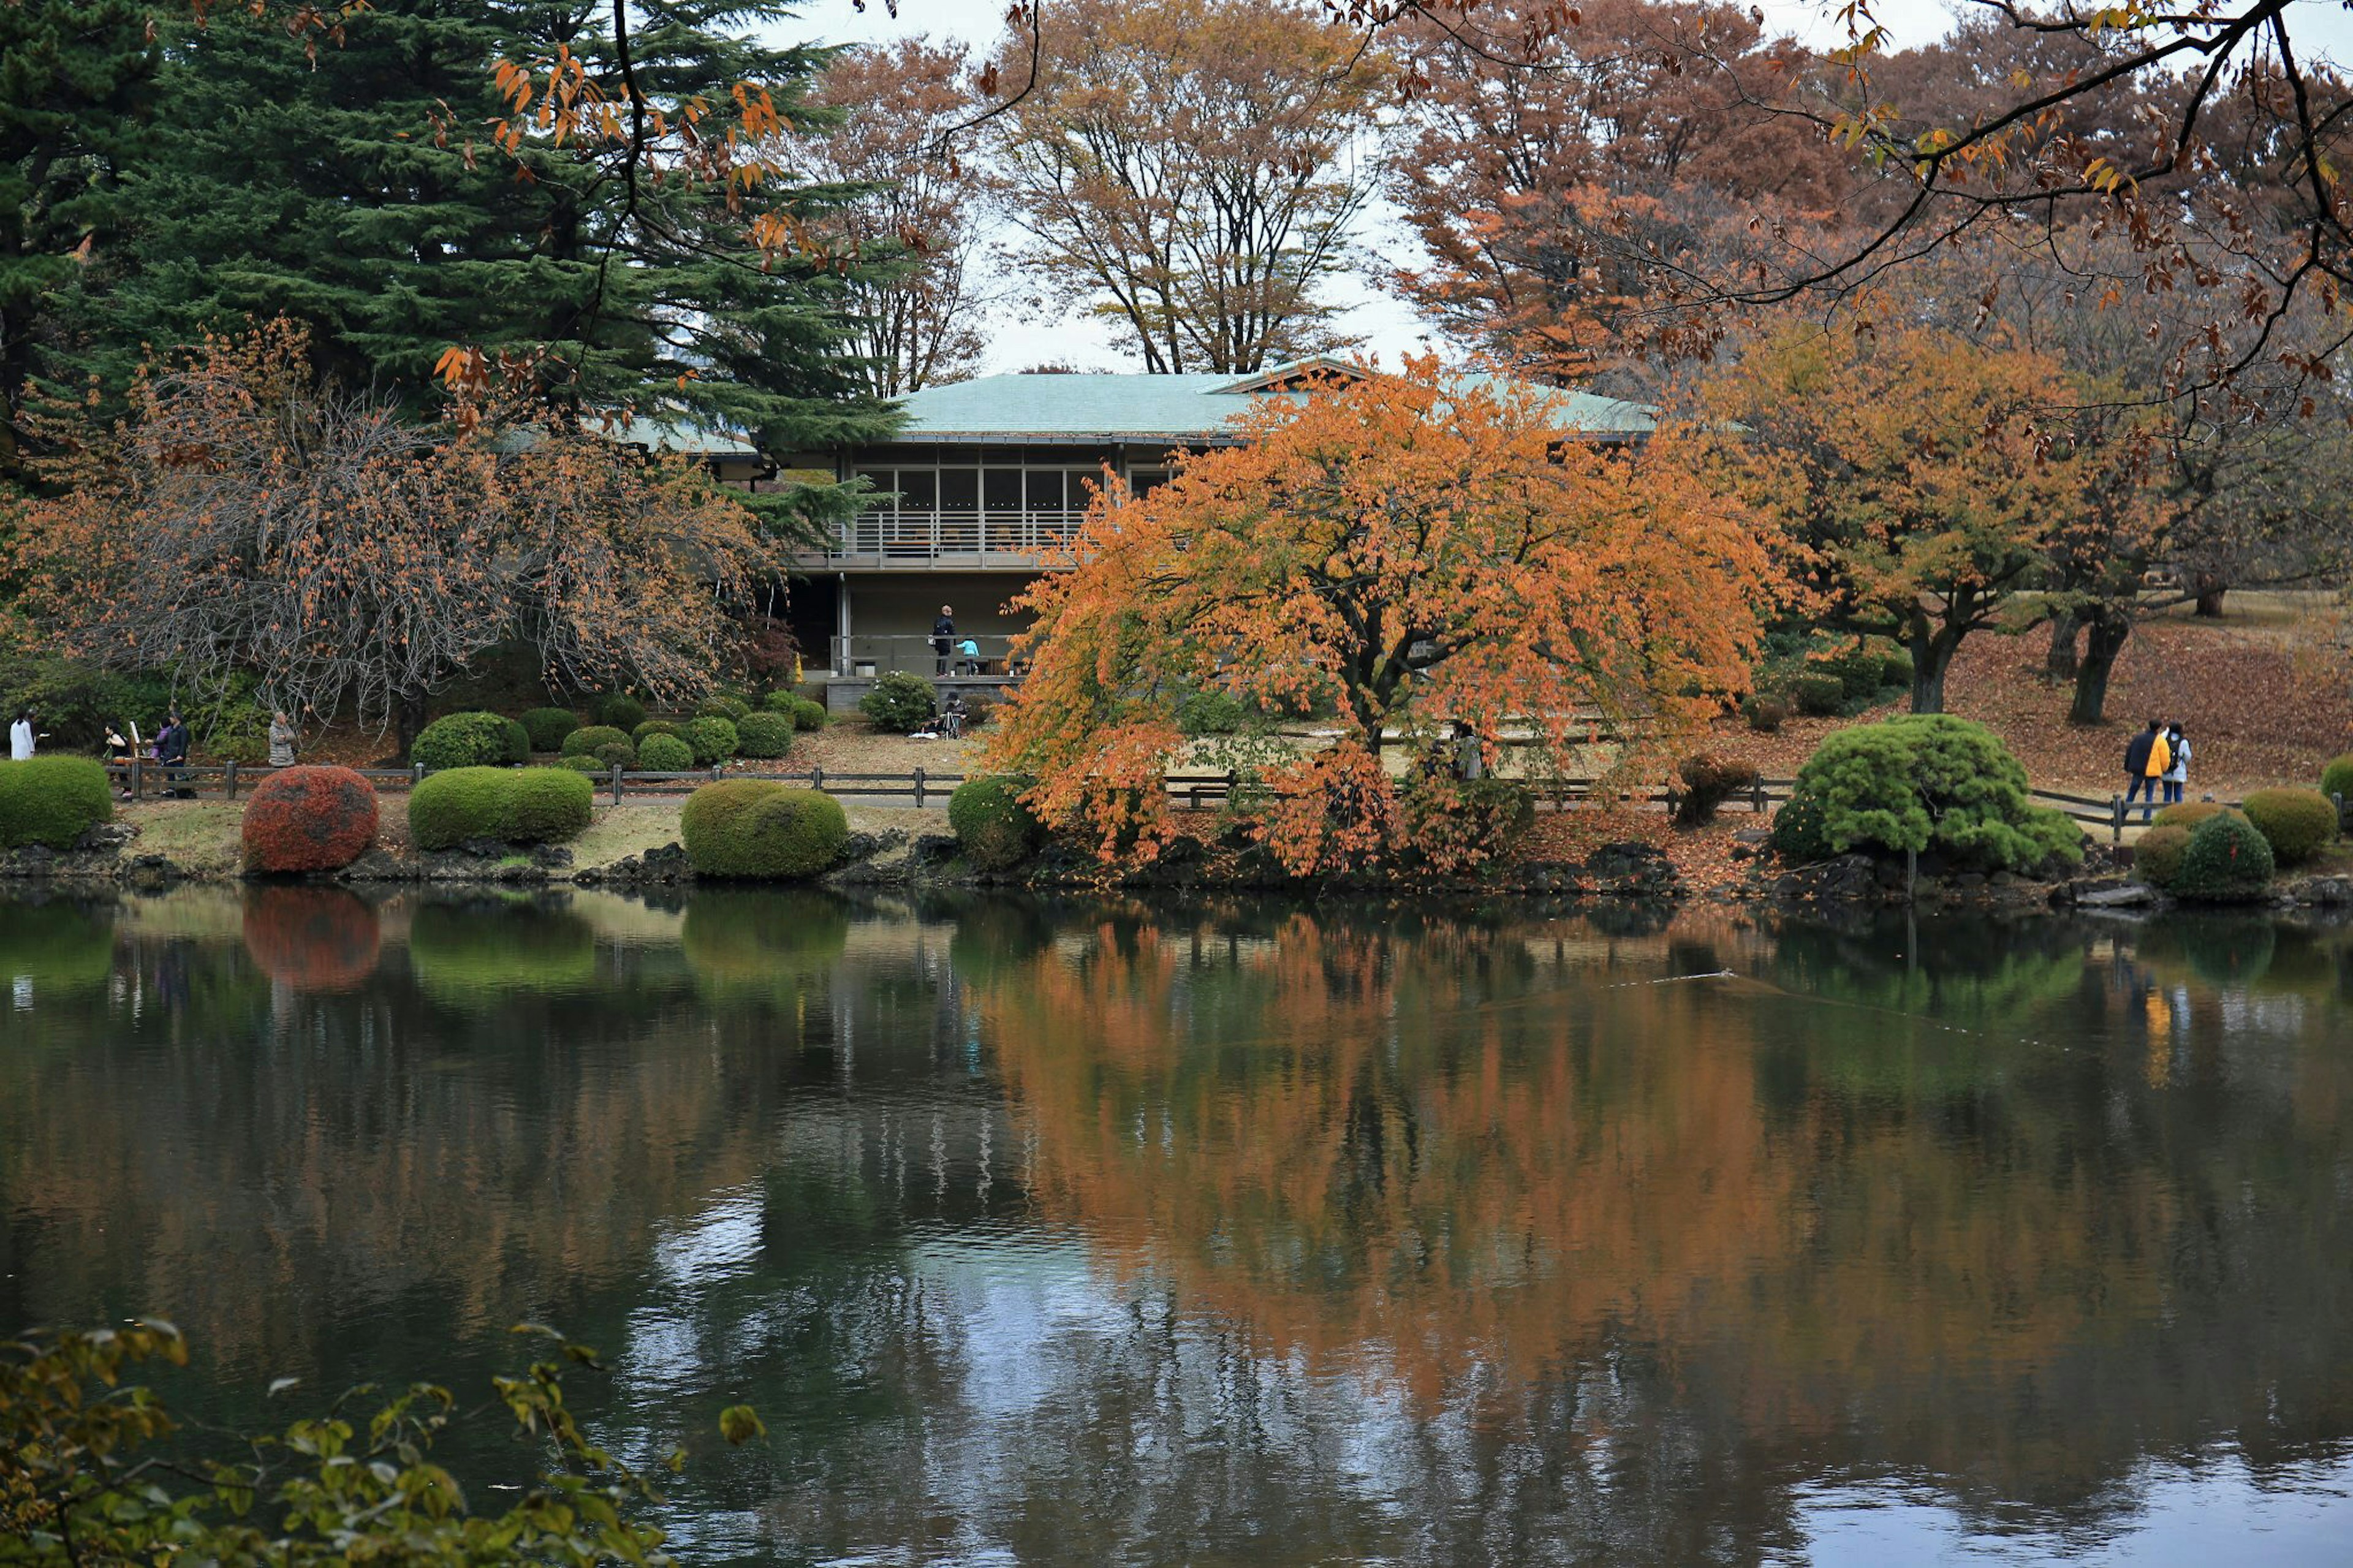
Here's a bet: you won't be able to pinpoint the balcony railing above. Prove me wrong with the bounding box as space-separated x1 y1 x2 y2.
791 509 1082 569
830 633 1023 678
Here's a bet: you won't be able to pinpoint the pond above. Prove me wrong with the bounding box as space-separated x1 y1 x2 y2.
3 886 2351 1565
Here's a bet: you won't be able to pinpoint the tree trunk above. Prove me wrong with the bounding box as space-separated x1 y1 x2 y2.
396 691 428 759
2044 612 2080 679
2069 613 2132 724
2191 574 2228 618
1908 634 1958 714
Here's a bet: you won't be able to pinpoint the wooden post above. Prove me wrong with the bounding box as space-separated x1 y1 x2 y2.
913 765 926 809
224 760 238 801
411 762 425 789
710 763 722 783
812 764 824 793
1751 780 1767 814
2111 793 2124 844
611 763 624 806
129 758 143 801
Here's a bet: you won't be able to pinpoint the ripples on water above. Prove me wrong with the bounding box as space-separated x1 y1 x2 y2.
3 886 2351 1565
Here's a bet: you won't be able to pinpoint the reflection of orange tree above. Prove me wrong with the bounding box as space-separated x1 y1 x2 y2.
967 907 2278 1500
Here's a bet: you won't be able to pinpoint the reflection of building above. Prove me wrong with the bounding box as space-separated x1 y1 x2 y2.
644 363 1654 710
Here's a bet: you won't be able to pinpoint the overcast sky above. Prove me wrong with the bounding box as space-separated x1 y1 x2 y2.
781 0 2353 375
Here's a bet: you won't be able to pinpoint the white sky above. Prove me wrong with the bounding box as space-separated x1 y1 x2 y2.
783 0 2353 374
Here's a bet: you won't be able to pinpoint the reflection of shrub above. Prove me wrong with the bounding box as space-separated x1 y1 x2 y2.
411 711 514 771
2170 812 2275 901
735 711 794 759
2240 787 2336 867
594 693 647 731
683 716 738 764
2133 824 2192 888
858 671 935 733
681 779 847 878
520 708 580 752
0 900 114 991
561 724 631 759
2153 800 2232 830
241 765 379 872
637 733 694 772
0 757 113 849
240 886 381 991
680 890 850 993
410 767 592 849
408 902 596 996
1780 714 2080 873
949 776 1043 870
2182 919 2276 988
1675 753 1760 827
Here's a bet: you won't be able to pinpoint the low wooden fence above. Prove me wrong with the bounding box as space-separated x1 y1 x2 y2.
104 761 2263 843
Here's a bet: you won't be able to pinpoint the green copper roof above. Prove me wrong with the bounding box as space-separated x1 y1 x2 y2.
891 364 1654 442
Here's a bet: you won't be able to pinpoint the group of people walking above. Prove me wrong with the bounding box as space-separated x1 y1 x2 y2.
2123 718 2194 820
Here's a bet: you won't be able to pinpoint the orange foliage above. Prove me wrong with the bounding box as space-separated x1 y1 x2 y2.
985 357 1779 872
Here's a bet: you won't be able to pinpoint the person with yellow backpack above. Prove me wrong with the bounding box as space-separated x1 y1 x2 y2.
2123 718 2172 822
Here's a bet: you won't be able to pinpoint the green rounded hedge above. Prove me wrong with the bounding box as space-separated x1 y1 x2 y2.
949 776 1042 870
412 711 517 771
561 724 632 758
680 779 847 879
592 740 637 769
1775 714 2082 873
765 691 829 730
2241 787 2336 867
594 693 647 732
557 754 605 776
735 710 795 759
632 719 687 744
2134 823 2193 888
683 715 738 765
858 671 936 733
0 757 114 849
2153 800 2234 830
2172 811 2275 902
410 765 593 850
637 733 695 771
2321 754 2353 815
520 707 580 752
697 694 751 723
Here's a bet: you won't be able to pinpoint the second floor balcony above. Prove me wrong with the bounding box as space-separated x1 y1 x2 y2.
792 508 1084 570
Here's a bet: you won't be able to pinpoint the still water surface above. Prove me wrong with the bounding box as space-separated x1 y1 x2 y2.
3 887 2351 1565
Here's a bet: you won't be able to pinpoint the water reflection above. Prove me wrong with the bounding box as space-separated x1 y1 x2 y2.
2 888 2351 1564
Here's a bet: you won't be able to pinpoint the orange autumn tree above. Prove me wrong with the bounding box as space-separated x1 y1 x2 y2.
985 358 1779 873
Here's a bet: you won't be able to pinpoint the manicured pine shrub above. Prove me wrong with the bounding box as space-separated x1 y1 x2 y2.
858 671 936 733
411 711 517 771
240 764 380 873
594 692 648 731
2170 811 2275 902
696 694 751 723
560 724 632 758
0 757 114 849
1768 789 1833 860
948 776 1044 870
2240 787 2337 867
1674 753 1762 827
2132 824 2193 888
683 716 738 765
735 710 795 759
681 779 847 878
1777 714 2082 873
520 707 581 753
409 766 594 850
637 733 695 772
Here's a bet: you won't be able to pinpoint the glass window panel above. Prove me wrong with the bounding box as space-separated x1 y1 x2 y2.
983 469 1023 511
938 468 979 510
898 469 936 510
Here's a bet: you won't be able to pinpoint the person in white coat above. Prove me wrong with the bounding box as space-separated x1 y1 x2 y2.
9 708 36 760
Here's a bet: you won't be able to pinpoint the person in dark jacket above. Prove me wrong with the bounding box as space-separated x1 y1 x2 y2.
2123 718 2169 822
156 710 193 798
931 605 955 675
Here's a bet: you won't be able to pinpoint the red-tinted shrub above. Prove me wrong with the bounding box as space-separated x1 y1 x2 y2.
241 764 381 873
240 885 382 991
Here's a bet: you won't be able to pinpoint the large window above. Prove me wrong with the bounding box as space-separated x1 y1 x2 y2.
849 459 1112 558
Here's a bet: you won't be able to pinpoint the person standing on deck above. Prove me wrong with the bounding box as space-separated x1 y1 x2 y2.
2123 718 2170 822
931 605 955 675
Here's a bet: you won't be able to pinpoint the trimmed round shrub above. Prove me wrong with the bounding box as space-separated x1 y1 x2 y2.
1177 689 1247 737
1770 789 1833 860
2240 787 2336 867
411 711 515 771
409 767 510 850
0 757 114 849
410 765 594 850
633 719 688 744
561 724 631 759
2153 800 2232 830
1741 694 1789 734
501 767 593 844
735 710 795 759
558 753 606 776
2321 754 2353 818
2133 823 2192 888
858 670 936 733
499 716 531 764
2171 811 2275 902
594 692 647 731
681 779 849 879
520 707 580 753
1675 752 1762 827
637 732 695 772
1779 714 2082 873
949 775 1044 870
1790 673 1846 717
696 694 751 723
684 715 738 765
593 740 637 770
766 691 830 730
240 764 380 873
